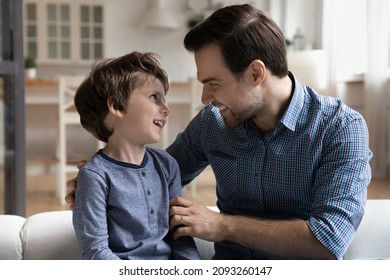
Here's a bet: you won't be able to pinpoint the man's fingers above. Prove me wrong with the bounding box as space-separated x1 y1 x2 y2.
66 177 77 192
172 225 192 240
76 160 87 169
65 190 76 209
169 196 193 207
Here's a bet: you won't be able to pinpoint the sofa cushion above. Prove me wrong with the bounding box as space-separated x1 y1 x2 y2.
343 199 390 259
0 215 26 260
194 237 215 260
20 210 81 260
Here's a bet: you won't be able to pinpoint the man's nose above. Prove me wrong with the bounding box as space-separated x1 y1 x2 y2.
201 87 212 105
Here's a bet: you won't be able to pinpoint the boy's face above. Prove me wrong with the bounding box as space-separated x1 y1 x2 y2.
115 75 170 146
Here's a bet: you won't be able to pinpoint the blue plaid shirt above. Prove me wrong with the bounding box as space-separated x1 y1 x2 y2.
166 74 372 259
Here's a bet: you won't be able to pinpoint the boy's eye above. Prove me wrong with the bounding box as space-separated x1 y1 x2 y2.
150 94 157 100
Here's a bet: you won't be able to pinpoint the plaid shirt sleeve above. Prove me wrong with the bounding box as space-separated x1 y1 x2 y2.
307 105 372 259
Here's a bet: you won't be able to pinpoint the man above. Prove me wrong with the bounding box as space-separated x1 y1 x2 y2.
67 4 372 259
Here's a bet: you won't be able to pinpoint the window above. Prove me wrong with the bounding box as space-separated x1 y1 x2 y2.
336 0 367 79
24 0 104 64
47 3 71 59
80 5 103 60
25 2 38 59
323 0 367 81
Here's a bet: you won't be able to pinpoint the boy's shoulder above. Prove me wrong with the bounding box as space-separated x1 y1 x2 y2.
80 151 108 171
146 147 178 166
146 146 171 159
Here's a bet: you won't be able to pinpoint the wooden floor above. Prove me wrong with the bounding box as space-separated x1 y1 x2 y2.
25 166 390 217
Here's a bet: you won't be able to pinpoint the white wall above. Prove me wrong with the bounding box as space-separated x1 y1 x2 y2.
104 0 324 80
37 0 323 81
103 0 283 82
283 0 323 49
104 0 196 82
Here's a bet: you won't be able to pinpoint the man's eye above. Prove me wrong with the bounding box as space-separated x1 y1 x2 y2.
150 94 157 100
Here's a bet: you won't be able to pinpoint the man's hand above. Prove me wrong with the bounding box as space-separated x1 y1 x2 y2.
170 197 336 259
169 197 224 241
64 160 87 209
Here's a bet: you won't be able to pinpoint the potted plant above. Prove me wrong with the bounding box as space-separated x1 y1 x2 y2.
25 57 37 79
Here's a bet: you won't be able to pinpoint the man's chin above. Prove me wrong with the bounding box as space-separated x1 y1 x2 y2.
222 117 242 128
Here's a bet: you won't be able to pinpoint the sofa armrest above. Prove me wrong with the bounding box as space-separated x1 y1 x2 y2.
0 215 26 260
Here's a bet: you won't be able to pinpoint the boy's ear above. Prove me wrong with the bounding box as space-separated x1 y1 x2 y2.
248 59 266 85
107 98 123 117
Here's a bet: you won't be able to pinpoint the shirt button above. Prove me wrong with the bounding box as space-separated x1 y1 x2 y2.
150 208 154 215
146 190 151 196
141 171 146 177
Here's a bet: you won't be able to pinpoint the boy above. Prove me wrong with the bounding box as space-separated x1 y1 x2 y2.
72 52 200 260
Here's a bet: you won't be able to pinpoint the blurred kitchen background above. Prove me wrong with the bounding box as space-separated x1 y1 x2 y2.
1 0 389 216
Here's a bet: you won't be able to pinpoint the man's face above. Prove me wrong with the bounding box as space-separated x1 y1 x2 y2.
194 43 265 128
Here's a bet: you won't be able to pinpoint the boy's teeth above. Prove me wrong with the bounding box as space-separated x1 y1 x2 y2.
154 120 163 127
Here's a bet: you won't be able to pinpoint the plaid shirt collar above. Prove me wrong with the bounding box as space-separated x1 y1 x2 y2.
242 72 305 136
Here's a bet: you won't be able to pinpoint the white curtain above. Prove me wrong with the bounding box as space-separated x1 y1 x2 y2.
323 0 367 97
365 0 390 178
322 0 343 98
323 0 390 178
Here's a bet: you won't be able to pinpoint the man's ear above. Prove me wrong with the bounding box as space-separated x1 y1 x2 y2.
248 59 266 85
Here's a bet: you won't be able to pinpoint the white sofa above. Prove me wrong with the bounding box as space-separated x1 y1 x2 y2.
0 209 215 260
1 200 389 260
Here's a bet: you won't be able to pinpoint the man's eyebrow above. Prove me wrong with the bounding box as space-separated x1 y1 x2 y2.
200 78 218 84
